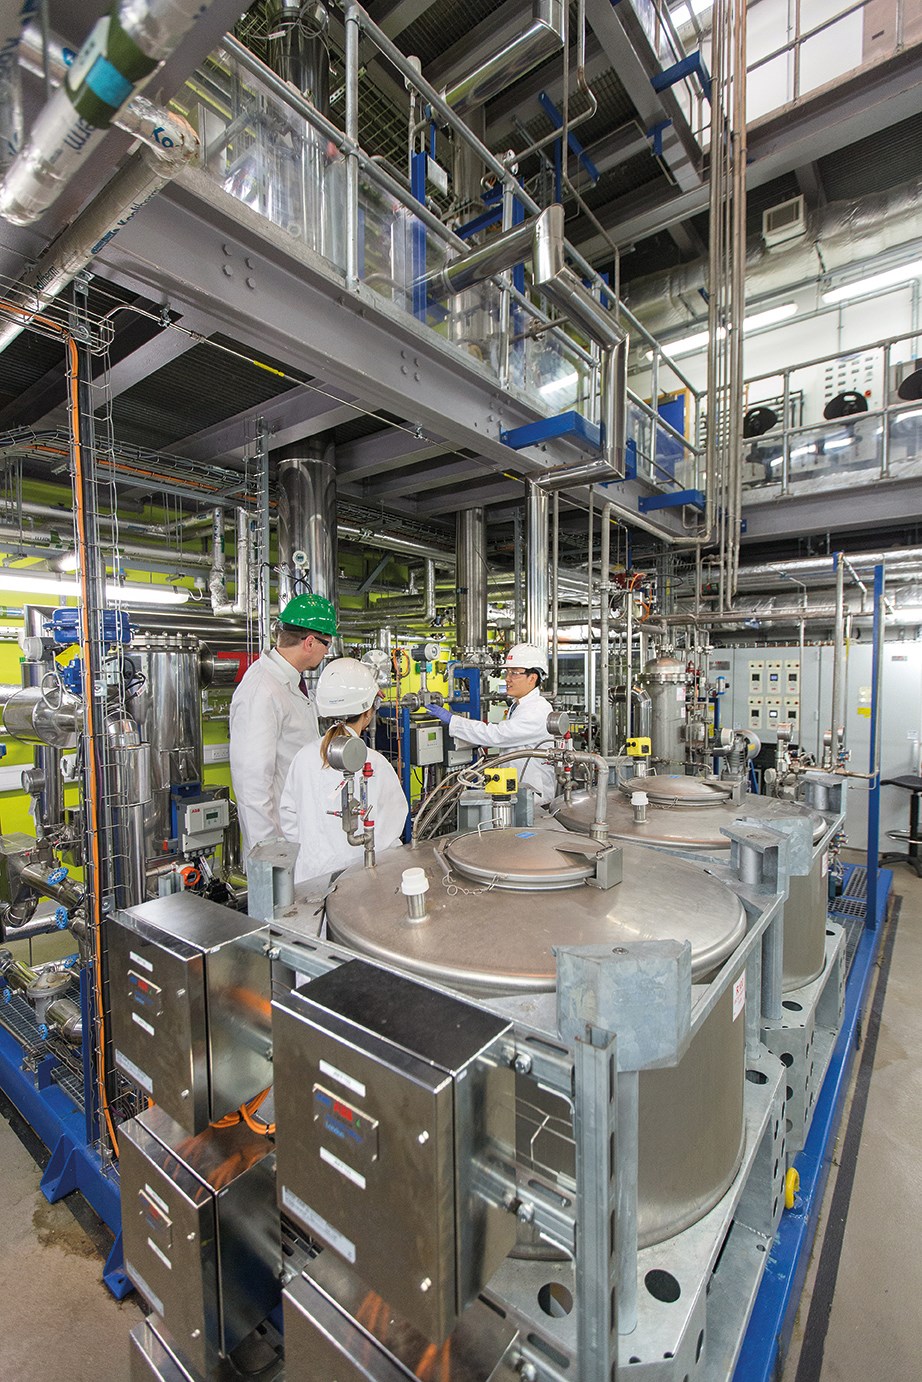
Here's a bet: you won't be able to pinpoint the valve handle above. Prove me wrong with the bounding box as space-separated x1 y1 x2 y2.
48 866 69 884
54 906 69 930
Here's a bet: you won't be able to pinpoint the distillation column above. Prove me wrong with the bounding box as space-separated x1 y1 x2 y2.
455 507 487 655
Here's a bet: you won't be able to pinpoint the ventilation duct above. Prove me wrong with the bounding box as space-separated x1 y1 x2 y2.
0 0 34 177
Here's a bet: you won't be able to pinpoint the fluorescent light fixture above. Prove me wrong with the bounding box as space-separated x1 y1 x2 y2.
822 259 922 305
539 370 579 396
743 303 798 331
824 436 855 450
790 444 817 459
0 571 189 605
57 552 79 571
650 303 798 360
670 0 712 25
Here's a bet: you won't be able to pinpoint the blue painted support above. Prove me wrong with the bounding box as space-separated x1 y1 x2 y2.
501 412 601 452
410 152 428 323
456 207 503 239
735 863 891 1381
647 119 672 157
449 666 482 723
511 197 526 295
651 50 712 101
637 488 706 513
623 436 638 480
866 565 885 929
537 92 601 185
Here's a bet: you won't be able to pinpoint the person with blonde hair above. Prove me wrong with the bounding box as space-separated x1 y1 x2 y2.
280 657 407 884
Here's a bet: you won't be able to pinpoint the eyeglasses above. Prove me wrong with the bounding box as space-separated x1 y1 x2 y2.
311 635 332 648
505 669 527 678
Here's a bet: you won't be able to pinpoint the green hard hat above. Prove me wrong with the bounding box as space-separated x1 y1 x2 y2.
278 592 338 636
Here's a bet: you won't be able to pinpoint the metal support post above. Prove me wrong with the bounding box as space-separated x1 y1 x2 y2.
256 420 272 649
551 492 560 696
411 151 428 322
866 564 885 929
573 1026 619 1377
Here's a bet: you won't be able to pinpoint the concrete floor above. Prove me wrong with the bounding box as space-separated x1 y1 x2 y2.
0 860 918 1380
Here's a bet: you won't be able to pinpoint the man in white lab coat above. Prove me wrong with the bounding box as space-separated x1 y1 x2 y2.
427 643 557 805
280 658 408 883
229 592 337 856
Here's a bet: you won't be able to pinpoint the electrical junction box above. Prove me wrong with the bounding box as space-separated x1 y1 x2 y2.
748 698 763 728
446 744 474 768
110 894 272 1134
626 736 652 757
484 767 518 795
179 797 229 854
273 960 516 1344
120 1105 279 1379
410 722 444 766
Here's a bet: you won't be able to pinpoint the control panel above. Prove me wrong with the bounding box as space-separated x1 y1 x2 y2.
179 798 229 854
410 722 445 766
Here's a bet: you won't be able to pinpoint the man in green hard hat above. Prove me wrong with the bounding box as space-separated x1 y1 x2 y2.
229 593 338 856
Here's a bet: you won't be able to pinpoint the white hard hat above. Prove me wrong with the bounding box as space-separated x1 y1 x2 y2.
504 643 549 677
316 658 380 717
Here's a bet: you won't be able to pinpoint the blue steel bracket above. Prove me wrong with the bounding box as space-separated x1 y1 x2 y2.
647 118 672 158
638 488 706 513
103 1231 132 1300
651 50 713 102
537 92 601 185
623 436 638 480
500 412 602 452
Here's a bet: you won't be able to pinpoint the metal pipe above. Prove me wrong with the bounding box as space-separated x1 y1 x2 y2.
0 682 80 746
105 713 151 909
424 559 436 624
551 491 560 696
600 503 612 756
831 553 846 753
422 217 538 301
525 484 549 650
336 521 453 566
442 0 563 113
21 605 62 835
0 0 29 180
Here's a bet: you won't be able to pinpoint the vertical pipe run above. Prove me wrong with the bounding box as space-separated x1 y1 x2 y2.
525 484 549 650
551 491 560 696
600 504 612 756
424 559 436 624
830 552 845 755
344 5 360 287
21 605 62 836
455 507 487 654
586 489 595 729
866 563 885 930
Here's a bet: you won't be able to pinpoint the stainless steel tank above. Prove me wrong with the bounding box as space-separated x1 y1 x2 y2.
640 655 687 767
326 829 748 1249
127 634 204 862
555 776 831 990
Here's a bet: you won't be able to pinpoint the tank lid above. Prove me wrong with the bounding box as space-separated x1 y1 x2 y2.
620 774 732 808
642 656 686 682
443 828 598 890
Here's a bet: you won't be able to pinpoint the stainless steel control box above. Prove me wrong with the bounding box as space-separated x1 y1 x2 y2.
273 960 516 1344
110 894 271 1133
120 1106 280 1379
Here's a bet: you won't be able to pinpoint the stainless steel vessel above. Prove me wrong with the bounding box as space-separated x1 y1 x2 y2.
326 830 748 1248
128 634 204 862
555 778 831 990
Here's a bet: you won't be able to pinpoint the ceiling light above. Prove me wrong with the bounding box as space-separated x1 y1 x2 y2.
0 571 189 605
649 304 798 360
822 259 922 305
824 436 855 450
789 444 816 458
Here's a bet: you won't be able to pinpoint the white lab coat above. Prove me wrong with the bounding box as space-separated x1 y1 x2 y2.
229 648 319 856
447 687 556 805
279 728 408 884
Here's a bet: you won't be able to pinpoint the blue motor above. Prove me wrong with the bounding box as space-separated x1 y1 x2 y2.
48 607 131 648
59 660 83 696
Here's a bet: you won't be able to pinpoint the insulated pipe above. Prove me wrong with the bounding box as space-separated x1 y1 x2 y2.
0 0 219 225
0 108 199 353
0 0 32 178
0 521 211 569
105 713 151 908
525 484 549 651
337 522 453 566
423 217 538 301
733 547 922 582
277 441 338 612
442 0 563 113
424 559 436 624
455 507 487 654
600 503 612 756
0 683 80 746
21 605 62 835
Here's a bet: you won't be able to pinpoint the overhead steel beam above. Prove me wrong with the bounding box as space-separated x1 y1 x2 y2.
576 38 922 257
416 477 525 515
425 0 526 90
368 0 439 40
336 430 454 482
742 476 922 543
175 385 359 463
361 453 494 499
584 0 704 193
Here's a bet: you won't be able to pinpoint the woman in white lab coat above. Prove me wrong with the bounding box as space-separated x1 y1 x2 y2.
279 659 408 884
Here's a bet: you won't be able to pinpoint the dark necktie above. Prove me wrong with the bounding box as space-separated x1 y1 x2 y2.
298 674 310 698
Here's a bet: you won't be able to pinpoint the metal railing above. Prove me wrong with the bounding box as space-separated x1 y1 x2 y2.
741 329 922 494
